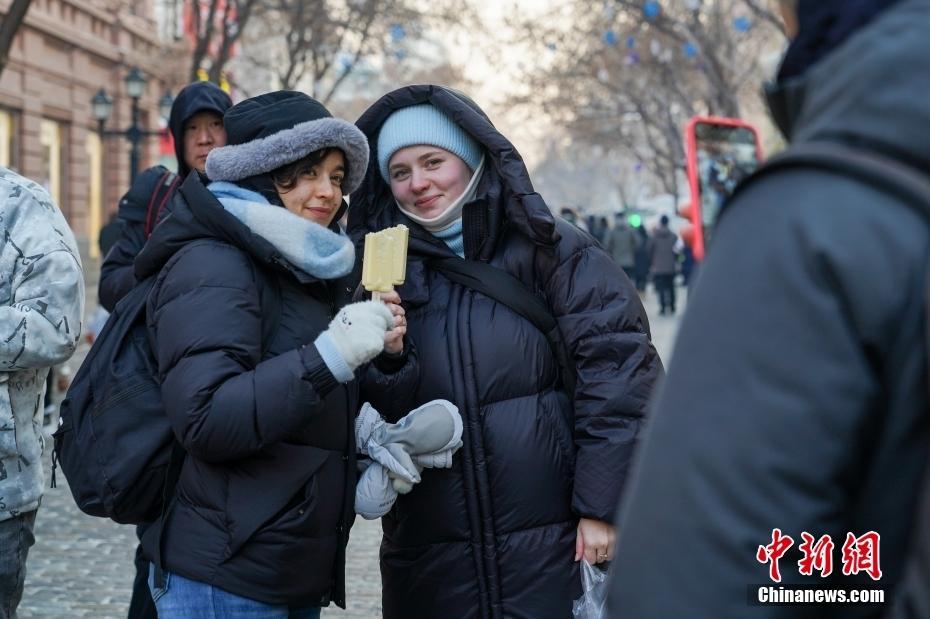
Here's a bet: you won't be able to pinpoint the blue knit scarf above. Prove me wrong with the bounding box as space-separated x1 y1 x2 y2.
208 181 355 280
433 220 464 258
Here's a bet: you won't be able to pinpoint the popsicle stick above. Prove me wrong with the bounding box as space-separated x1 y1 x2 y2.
372 291 382 302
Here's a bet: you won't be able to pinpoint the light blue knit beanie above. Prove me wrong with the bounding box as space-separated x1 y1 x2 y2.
377 104 484 182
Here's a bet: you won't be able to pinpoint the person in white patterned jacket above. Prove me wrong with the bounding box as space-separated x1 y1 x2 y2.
0 166 84 619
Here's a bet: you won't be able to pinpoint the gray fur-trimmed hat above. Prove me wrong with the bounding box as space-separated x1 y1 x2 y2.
205 91 369 194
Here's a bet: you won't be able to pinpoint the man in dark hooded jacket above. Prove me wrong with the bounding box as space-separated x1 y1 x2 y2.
608 1 930 617
98 80 231 312
95 80 231 619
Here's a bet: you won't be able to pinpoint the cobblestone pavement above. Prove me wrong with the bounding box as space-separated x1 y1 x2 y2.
18 286 684 619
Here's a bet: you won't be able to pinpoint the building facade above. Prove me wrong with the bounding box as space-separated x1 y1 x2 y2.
0 0 186 263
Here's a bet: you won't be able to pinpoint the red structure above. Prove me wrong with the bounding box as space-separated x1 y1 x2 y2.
683 115 764 261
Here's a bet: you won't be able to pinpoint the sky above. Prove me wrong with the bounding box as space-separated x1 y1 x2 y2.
453 0 555 169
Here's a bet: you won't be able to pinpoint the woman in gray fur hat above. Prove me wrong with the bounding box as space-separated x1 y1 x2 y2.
133 91 405 617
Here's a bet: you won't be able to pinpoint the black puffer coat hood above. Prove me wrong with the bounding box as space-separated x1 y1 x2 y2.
354 85 664 618
349 84 559 256
167 81 232 177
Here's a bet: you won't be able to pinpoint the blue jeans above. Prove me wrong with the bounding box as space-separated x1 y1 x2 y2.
148 566 322 618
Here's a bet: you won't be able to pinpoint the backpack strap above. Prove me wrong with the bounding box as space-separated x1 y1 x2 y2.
428 258 576 395
732 142 930 221
144 171 180 239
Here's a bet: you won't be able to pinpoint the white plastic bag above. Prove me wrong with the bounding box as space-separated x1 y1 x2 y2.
572 560 608 619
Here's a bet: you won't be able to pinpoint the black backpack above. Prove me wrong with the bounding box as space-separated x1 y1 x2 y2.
115 166 179 239
53 241 280 525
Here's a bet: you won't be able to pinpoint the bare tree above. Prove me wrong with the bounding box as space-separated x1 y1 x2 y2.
242 0 471 105
188 0 262 82
0 0 32 79
507 0 785 198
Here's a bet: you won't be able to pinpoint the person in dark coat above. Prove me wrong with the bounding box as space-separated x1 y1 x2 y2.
604 212 638 280
649 215 678 315
134 91 398 617
98 80 232 313
632 224 650 293
98 210 121 258
608 1 930 617
94 80 232 619
350 85 664 619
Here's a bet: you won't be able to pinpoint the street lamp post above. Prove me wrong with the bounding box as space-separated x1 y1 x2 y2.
92 67 173 183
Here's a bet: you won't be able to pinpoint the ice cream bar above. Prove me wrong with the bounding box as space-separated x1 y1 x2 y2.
362 224 409 298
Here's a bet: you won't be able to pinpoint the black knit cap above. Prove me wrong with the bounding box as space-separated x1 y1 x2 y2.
224 91 331 146
205 90 370 194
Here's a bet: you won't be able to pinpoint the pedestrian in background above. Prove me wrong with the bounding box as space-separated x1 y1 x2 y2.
135 91 396 617
609 0 930 616
604 212 639 281
649 214 678 315
98 80 231 313
560 205 589 232
94 79 232 619
0 167 84 619
632 223 651 293
350 85 663 618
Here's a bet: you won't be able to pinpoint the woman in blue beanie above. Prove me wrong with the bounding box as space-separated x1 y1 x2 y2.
134 91 403 617
351 86 664 618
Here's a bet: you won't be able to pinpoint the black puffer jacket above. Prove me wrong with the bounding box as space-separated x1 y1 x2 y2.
350 85 664 619
136 173 356 608
99 81 231 311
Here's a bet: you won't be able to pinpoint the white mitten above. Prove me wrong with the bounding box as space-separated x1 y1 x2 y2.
315 301 393 380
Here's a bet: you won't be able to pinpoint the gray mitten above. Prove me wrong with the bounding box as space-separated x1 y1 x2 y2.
355 400 464 499
355 460 397 520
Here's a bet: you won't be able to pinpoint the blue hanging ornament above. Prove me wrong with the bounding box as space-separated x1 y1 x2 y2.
390 24 406 42
546 42 557 52
643 1 661 20
339 56 353 73
603 30 618 46
634 162 644 173
626 35 636 49
626 51 640 65
733 16 752 32
683 42 698 58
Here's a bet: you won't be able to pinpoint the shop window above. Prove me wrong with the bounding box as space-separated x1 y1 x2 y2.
86 132 103 258
39 118 65 205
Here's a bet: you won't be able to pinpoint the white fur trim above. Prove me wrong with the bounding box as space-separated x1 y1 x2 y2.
205 117 369 194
